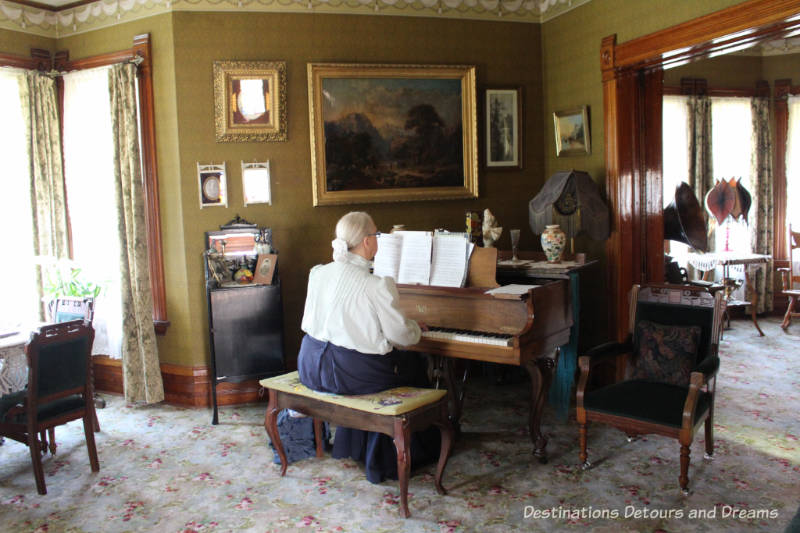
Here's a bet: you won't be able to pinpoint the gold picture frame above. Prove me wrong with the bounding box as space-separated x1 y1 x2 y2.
307 63 478 206
213 60 287 142
553 106 590 156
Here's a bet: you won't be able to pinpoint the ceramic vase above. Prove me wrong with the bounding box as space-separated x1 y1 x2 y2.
541 224 566 263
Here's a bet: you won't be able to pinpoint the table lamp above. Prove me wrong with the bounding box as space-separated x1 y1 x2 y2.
528 170 610 254
705 177 751 251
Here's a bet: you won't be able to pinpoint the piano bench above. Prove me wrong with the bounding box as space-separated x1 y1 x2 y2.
259 371 454 518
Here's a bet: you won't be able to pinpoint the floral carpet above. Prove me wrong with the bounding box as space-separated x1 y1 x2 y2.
1 318 798 532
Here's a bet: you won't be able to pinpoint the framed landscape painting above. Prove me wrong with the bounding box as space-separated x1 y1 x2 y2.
554 106 591 156
486 87 522 169
307 63 478 206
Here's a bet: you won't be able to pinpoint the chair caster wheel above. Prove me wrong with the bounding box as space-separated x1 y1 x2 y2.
581 461 591 470
681 488 691 496
703 453 713 461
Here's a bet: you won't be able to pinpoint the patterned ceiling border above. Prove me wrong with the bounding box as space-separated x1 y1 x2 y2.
0 0 590 38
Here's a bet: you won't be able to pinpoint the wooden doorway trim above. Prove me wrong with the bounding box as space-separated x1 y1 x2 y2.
602 0 800 341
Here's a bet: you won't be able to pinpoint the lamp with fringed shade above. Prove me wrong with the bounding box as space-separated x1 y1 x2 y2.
528 170 609 253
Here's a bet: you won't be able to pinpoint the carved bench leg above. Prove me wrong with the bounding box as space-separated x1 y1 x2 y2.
579 422 589 468
393 417 412 518
264 389 287 476
313 418 324 458
434 403 454 495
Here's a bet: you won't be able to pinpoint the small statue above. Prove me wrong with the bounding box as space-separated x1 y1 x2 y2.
482 208 502 247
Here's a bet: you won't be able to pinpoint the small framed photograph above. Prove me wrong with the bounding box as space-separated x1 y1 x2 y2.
485 87 522 169
242 161 272 206
553 106 591 156
198 163 228 208
253 253 277 285
213 60 287 143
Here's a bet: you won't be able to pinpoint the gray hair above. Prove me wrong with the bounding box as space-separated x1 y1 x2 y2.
335 211 374 249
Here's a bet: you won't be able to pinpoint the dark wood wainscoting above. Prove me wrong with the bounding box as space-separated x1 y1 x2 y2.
92 356 267 407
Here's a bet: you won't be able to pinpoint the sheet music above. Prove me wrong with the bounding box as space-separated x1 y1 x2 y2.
396 231 432 285
430 233 470 287
485 284 539 296
373 233 403 280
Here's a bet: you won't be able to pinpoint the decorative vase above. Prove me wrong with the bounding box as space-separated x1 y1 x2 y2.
541 224 566 263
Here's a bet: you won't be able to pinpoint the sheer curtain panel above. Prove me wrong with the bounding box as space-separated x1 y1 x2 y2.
62 67 124 360
0 69 38 329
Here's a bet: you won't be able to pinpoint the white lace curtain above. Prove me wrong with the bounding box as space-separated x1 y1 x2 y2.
62 66 124 359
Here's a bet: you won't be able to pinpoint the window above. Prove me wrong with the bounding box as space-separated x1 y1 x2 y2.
62 67 124 356
662 95 691 263
0 35 167 340
0 69 38 330
710 97 753 255
786 96 800 234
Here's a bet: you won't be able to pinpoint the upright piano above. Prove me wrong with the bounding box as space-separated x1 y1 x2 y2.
396 251 572 461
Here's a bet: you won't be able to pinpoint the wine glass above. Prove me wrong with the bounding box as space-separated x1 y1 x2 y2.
510 229 521 262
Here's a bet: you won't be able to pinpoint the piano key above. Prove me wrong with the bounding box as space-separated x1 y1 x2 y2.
422 327 513 346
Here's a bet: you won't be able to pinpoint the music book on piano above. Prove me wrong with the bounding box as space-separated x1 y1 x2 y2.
373 231 473 287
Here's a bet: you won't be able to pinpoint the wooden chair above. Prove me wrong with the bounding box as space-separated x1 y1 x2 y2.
576 284 725 494
0 320 100 494
778 226 800 330
45 297 100 454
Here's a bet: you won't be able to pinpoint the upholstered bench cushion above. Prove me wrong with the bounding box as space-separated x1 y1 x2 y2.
260 371 447 416
584 379 711 428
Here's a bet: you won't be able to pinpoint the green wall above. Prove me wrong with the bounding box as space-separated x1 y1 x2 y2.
0 28 53 55
171 12 544 367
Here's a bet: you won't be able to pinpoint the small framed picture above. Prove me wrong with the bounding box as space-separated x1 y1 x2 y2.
485 87 522 169
242 161 272 206
253 253 277 285
553 106 591 156
198 163 228 208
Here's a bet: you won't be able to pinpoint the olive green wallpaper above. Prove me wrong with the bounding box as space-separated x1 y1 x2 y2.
55 15 190 366
0 28 53 56
172 12 544 367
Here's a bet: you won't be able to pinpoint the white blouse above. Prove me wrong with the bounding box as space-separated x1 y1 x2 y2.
301 252 421 355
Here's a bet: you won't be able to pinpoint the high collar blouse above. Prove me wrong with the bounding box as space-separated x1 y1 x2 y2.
300 252 421 355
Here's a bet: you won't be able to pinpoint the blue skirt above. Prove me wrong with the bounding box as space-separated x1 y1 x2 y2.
297 334 440 484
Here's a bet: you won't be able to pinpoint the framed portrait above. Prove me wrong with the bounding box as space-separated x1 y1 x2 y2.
242 160 272 206
213 60 287 142
307 63 478 206
485 87 522 169
198 163 228 208
553 106 591 156
253 253 277 285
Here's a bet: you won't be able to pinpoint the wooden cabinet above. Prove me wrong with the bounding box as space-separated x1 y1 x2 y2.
204 219 284 424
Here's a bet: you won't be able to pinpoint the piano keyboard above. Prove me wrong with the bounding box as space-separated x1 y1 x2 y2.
421 327 514 347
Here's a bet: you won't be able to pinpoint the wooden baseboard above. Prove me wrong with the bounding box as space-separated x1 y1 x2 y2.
92 356 268 408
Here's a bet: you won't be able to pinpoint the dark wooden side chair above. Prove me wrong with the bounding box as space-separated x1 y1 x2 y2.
778 225 800 330
576 284 725 494
0 320 100 494
44 297 100 454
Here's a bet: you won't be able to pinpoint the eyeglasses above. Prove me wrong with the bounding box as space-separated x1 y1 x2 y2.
367 231 382 237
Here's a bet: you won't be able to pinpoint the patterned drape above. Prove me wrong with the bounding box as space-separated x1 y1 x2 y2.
108 63 164 404
19 71 69 315
750 96 774 314
686 95 714 279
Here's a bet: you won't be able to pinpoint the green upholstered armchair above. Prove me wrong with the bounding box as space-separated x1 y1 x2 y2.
575 284 725 494
0 320 99 494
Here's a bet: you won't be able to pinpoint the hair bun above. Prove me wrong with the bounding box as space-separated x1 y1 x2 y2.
331 237 349 262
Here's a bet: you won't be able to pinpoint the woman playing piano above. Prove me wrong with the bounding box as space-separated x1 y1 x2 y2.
296 211 438 484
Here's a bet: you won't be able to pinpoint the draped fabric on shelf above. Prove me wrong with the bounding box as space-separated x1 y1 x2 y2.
108 63 164 404
19 71 69 319
749 96 774 314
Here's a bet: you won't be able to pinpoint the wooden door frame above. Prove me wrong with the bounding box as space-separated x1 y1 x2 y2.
602 0 800 340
